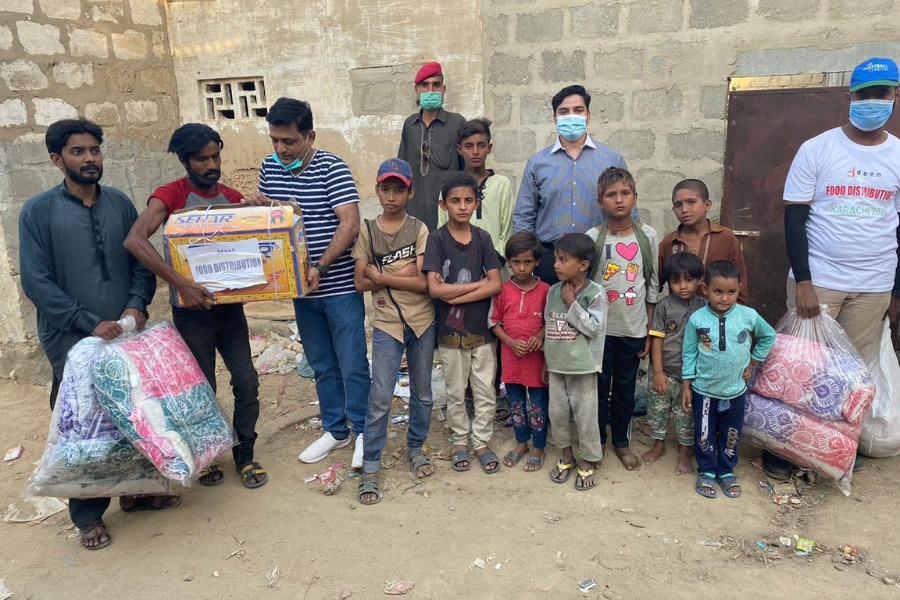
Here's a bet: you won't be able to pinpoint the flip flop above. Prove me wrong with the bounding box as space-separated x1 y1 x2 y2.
79 518 111 551
695 474 717 499
717 474 741 498
451 449 471 472
198 463 224 486
574 467 595 491
119 495 182 513
549 459 576 484
237 462 268 489
476 449 501 474
357 477 382 505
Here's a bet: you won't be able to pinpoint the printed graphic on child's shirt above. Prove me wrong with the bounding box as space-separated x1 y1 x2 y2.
444 259 471 331
698 327 712 350
545 311 577 342
603 242 641 305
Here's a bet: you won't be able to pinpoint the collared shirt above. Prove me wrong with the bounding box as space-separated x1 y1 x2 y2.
682 303 776 400
513 135 631 244
398 108 466 232
648 294 707 379
258 149 360 298
658 220 749 304
19 182 156 378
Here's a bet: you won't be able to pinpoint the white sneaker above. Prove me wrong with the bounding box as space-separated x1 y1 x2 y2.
351 434 364 469
298 432 351 464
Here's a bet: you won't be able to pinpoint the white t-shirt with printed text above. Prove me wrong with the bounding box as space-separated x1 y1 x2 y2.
783 127 900 292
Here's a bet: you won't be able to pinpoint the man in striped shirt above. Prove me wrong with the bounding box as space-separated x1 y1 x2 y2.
512 85 631 285
253 97 370 468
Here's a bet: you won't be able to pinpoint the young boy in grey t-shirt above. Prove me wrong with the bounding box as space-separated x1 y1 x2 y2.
641 253 706 475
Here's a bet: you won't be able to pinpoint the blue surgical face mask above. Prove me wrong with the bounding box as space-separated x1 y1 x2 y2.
419 91 443 111
849 99 895 132
556 115 587 142
271 153 303 171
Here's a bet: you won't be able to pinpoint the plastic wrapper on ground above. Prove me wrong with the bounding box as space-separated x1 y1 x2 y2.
859 320 900 458
26 337 172 499
93 321 236 485
744 309 876 495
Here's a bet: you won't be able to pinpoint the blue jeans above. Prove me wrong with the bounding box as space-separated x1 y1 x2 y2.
507 383 549 448
293 292 369 439
363 324 435 474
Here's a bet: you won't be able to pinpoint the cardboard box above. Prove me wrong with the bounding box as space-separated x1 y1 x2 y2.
163 205 310 306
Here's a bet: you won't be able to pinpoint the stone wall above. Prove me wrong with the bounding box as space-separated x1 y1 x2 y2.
0 0 181 381
164 0 485 219
482 0 900 231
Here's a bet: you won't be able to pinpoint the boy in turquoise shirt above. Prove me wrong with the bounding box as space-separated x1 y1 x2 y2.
682 261 775 499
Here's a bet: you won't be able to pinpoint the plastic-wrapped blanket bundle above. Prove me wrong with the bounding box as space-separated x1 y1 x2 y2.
743 309 876 495
93 321 236 485
26 337 172 499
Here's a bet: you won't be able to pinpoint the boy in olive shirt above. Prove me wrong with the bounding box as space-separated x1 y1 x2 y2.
544 233 608 491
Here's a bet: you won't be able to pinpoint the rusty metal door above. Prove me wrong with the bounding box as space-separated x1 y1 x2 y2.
721 87 900 325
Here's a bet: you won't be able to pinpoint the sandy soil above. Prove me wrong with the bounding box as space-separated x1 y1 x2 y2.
2 367 900 600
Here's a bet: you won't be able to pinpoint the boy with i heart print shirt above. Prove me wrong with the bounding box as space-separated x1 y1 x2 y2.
587 167 659 472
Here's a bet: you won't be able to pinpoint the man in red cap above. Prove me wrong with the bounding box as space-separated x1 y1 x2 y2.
398 61 466 232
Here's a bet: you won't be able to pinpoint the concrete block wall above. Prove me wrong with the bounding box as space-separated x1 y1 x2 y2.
482 0 900 232
0 0 182 381
164 0 485 219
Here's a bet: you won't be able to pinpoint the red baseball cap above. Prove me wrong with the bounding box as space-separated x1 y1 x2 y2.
415 62 443 85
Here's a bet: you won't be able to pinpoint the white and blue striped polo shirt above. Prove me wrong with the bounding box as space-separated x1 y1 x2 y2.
258 150 360 297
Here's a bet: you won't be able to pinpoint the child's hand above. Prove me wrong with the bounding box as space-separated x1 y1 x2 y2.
742 360 757 382
651 373 668 395
637 336 651 358
511 339 530 357
364 264 382 284
561 281 576 307
681 381 693 412
525 334 543 353
541 365 549 385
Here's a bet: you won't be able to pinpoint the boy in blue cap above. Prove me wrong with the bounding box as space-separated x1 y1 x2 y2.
353 158 436 504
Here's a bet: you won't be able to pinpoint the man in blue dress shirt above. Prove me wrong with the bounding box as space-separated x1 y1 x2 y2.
513 84 632 284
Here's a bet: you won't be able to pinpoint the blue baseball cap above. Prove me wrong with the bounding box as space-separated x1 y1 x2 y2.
377 158 413 187
850 57 899 92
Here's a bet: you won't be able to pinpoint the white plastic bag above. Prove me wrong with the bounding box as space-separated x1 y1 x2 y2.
859 321 900 458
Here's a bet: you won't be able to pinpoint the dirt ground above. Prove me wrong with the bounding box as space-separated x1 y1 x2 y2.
2 366 900 600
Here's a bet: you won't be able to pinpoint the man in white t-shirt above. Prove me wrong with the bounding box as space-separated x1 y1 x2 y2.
772 57 900 479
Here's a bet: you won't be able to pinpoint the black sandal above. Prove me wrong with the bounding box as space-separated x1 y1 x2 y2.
198 463 224 486
237 461 268 489
357 477 382 505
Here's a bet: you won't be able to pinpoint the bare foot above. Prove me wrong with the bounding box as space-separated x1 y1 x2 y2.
524 448 545 472
640 439 667 465
614 447 641 471
503 442 529 467
675 445 694 475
